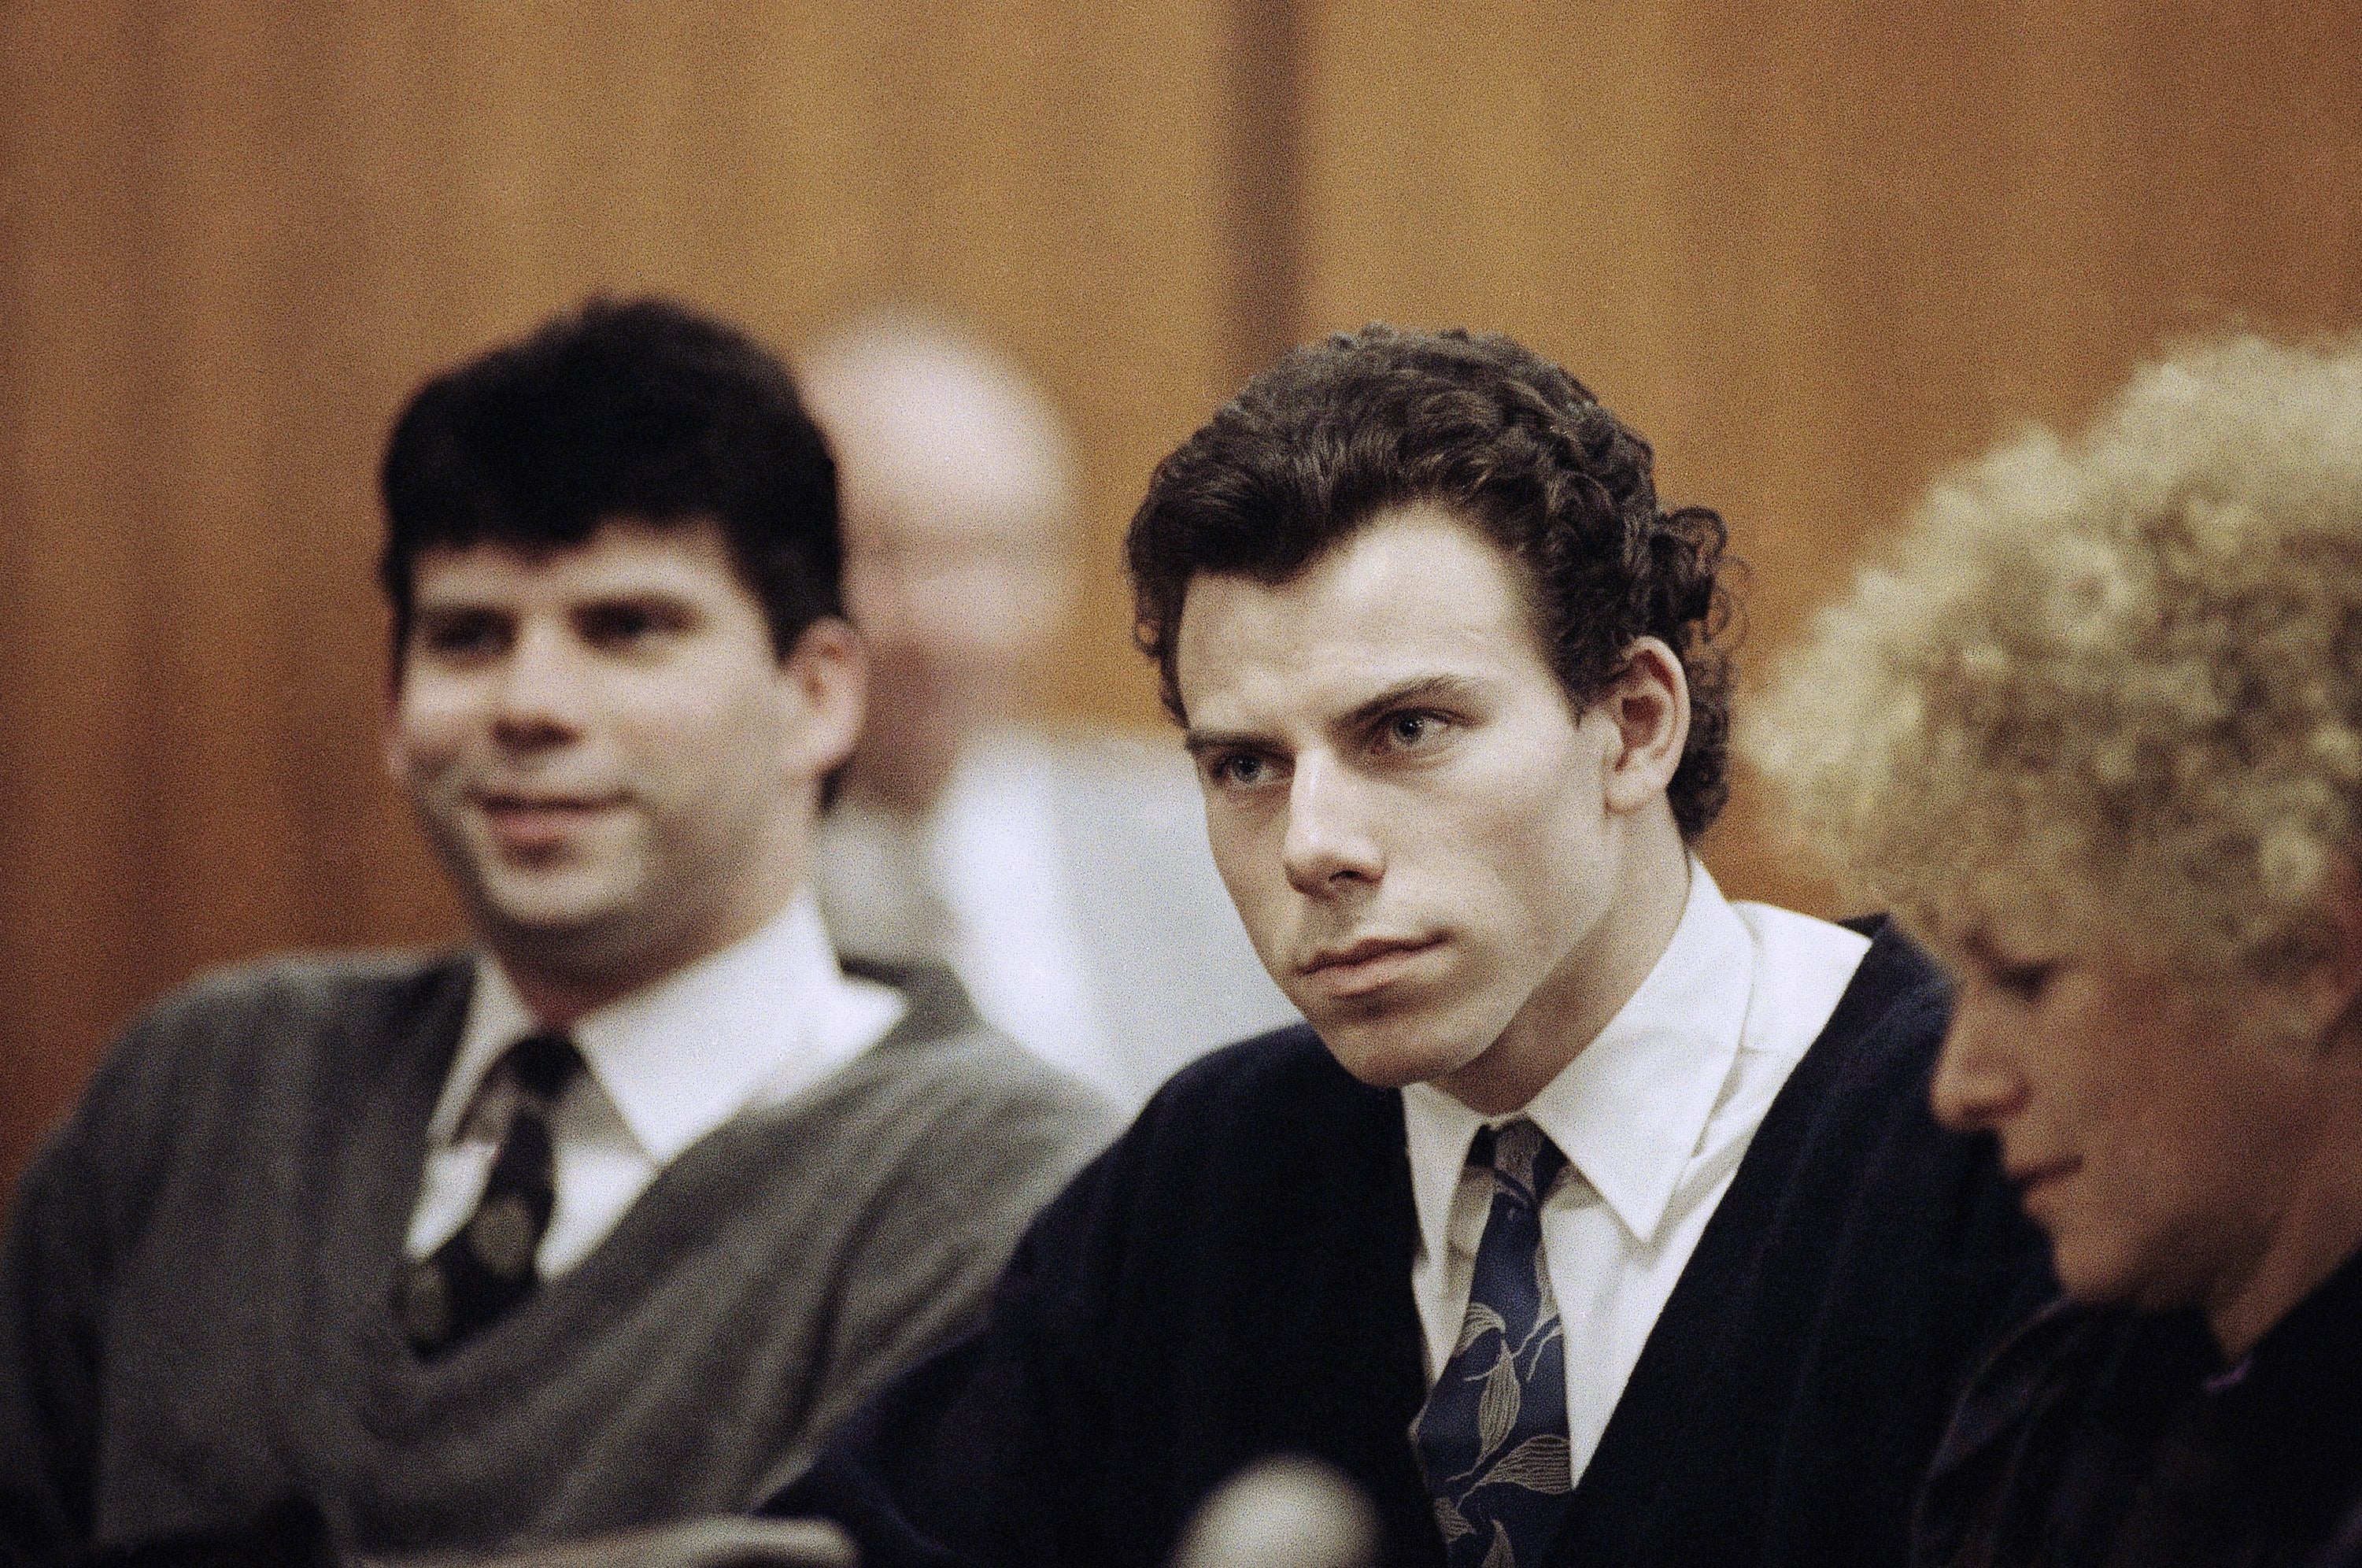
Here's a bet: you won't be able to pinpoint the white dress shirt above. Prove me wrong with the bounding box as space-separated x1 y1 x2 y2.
922 736 1123 1096
815 733 1132 1102
405 894 906 1276
1401 861 1870 1488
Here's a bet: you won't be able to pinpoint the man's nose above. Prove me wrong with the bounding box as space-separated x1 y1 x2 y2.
489 622 590 745
1280 756 1384 897
1928 994 2027 1133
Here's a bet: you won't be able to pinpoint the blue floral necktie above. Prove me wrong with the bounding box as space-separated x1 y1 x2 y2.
1410 1119 1573 1568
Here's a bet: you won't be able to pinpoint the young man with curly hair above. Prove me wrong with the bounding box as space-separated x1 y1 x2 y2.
767 326 2049 1568
1754 334 2362 1568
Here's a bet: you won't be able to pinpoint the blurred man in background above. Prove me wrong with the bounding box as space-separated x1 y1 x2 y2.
0 298 1114 1566
800 315 1294 1106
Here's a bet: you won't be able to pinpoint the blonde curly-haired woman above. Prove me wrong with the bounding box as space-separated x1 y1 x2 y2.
1756 333 2362 1568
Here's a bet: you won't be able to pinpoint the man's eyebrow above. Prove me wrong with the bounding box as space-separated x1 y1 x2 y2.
1182 726 1266 759
1339 674 1483 731
575 586 700 611
1182 675 1485 757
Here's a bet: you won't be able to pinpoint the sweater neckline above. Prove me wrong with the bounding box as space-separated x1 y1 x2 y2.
281 956 980 1430
1547 915 1950 1533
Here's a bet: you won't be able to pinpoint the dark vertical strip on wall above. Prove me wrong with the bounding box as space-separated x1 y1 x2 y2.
0 12 35 1175
1223 0 1307 384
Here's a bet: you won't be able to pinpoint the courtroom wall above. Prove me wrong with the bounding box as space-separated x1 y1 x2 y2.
3 0 2356 1179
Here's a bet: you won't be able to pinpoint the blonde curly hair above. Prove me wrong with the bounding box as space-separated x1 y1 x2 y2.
1751 333 2362 983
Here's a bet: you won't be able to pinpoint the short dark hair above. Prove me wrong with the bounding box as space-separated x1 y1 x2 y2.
1126 324 1735 839
379 294 841 662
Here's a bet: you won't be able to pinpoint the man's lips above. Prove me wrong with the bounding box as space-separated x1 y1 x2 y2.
1297 935 1445 998
476 793 627 852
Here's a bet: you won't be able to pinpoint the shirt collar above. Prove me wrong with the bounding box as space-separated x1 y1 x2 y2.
431 894 896 1161
1403 858 1755 1248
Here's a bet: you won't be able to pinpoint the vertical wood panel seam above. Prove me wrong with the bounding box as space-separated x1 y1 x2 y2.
1223 0 1307 384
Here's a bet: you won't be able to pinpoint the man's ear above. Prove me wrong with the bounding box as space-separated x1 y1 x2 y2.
1598 637 1690 815
777 616 867 785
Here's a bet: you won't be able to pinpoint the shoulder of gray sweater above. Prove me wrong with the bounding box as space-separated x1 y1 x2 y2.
802 963 1124 1192
139 945 464 1021
24 949 467 1247
840 956 1114 1107
67 949 466 1154
116 948 465 1072
744 1023 1118 1320
870 1016 1125 1151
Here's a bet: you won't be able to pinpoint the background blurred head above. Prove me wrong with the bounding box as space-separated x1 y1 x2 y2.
799 312 1082 813
1754 334 2362 1351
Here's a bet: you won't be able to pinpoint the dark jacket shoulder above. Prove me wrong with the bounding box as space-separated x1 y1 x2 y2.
1101 1023 1403 1215
1829 914 1953 1056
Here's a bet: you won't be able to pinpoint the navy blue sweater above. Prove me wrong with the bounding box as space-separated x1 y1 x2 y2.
768 921 2051 1567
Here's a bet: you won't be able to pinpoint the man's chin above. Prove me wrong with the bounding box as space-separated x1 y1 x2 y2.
2053 1233 2180 1315
469 883 647 967
1307 1009 1484 1092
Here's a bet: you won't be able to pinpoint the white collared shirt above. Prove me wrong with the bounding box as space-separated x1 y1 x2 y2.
925 735 1122 1098
1401 861 1870 1488
815 732 1126 1100
404 894 906 1276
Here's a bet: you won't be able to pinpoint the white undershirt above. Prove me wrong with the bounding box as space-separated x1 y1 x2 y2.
1401 861 1870 1488
404 894 905 1276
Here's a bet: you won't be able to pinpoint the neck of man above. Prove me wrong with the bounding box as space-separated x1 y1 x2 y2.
491 827 813 1031
1436 810 1693 1116
505 963 652 1034
844 739 963 820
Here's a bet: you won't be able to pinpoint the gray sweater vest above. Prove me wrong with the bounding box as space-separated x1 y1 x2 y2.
0 952 1119 1560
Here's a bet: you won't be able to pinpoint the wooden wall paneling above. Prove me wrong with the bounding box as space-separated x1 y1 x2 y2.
151 3 330 976
785 0 1242 726
3 6 183 1170
1024 0 1239 723
1221 0 1309 376
0 1 1240 1184
1293 0 2362 916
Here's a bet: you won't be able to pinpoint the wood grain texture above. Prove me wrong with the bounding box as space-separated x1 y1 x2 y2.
4 0 2358 1182
0 1 1235 1178
1293 0 2362 915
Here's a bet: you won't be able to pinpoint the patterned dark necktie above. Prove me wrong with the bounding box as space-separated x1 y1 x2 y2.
1410 1119 1574 1568
396 1030 582 1356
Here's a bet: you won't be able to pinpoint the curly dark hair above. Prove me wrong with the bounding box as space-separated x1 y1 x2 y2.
1126 324 1735 839
378 294 841 664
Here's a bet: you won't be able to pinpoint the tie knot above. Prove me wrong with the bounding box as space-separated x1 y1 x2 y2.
1469 1119 1566 1207
503 1030 582 1102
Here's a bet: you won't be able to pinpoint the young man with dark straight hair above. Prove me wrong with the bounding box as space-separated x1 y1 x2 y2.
767 324 2050 1568
0 297 1115 1565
